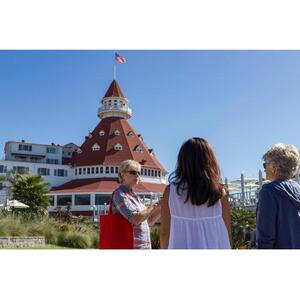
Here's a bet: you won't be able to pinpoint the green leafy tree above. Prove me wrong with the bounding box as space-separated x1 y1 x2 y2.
11 171 50 217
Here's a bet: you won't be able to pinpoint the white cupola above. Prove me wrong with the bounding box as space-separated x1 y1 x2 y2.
97 80 132 120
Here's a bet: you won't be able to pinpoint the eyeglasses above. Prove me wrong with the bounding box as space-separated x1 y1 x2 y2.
127 170 141 176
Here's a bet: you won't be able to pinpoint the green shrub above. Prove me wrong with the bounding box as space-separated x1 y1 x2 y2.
150 225 160 249
0 213 99 249
57 231 91 249
231 207 256 249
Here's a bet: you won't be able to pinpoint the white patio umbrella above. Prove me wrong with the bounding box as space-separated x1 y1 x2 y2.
6 199 29 209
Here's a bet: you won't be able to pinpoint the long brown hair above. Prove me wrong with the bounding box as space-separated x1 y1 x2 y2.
169 137 223 207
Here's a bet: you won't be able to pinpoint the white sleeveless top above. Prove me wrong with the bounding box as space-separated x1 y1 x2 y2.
168 183 231 249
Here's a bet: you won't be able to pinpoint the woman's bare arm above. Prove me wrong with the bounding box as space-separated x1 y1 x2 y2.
221 191 232 248
160 185 171 249
148 205 161 226
131 204 158 226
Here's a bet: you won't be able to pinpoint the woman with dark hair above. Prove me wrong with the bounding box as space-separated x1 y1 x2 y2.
160 137 232 249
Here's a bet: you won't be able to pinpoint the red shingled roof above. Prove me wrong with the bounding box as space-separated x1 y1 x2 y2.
104 80 126 98
50 178 166 194
71 117 166 171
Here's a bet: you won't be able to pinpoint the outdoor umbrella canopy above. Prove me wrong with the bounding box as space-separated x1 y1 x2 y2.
6 199 29 208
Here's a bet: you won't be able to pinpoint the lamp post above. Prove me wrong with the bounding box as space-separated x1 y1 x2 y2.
90 205 96 222
241 171 245 205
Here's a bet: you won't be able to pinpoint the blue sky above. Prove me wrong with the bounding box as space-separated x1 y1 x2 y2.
1 50 300 180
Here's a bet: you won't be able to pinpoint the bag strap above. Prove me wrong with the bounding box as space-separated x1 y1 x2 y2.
108 189 131 215
108 191 115 215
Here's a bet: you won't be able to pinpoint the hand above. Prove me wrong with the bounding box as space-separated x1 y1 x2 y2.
153 202 161 210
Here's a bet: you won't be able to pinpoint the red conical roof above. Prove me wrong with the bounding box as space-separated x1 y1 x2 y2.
71 117 166 172
104 80 126 98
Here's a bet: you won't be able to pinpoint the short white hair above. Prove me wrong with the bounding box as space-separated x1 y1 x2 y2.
263 143 300 179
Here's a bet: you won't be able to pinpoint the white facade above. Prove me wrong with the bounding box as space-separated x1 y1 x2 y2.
0 159 73 204
0 143 166 206
0 141 78 204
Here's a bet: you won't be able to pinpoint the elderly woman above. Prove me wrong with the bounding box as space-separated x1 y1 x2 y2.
256 143 300 249
112 160 161 249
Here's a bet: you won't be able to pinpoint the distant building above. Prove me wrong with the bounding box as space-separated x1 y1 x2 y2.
0 80 167 215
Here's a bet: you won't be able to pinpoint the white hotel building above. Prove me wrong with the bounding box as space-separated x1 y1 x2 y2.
0 80 167 216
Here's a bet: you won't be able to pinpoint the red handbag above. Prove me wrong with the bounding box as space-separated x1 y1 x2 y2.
99 192 134 249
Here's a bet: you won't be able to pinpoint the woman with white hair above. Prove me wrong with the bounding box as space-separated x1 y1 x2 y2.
256 143 300 249
111 160 161 249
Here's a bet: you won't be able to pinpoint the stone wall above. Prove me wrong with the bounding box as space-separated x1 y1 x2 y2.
0 236 45 248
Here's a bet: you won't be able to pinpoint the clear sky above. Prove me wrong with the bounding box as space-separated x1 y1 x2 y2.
1 50 300 180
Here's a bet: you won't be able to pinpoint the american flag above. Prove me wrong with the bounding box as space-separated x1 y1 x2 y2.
115 52 126 64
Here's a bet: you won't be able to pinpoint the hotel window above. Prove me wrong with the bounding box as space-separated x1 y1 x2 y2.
75 169 77 175
57 195 72 206
49 196 55 206
158 171 161 177
99 130 105 136
75 194 91 206
127 131 134 136
83 168 86 175
0 165 7 173
18 144 32 151
115 167 119 174
110 166 114 173
114 100 118 107
92 143 100 151
105 167 109 174
100 166 104 174
114 144 122 151
87 168 90 174
147 169 150 176
46 147 57 154
134 145 143 153
54 169 67 177
13 166 29 174
79 168 82 175
96 167 99 174
91 167 95 174
0 182 3 191
46 158 59 165
114 130 120 136
151 170 154 177
95 194 111 205
38 168 50 176
141 168 144 176
154 170 157 177
77 149 82 154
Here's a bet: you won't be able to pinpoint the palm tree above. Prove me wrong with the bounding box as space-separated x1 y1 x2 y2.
11 171 50 216
1 170 50 216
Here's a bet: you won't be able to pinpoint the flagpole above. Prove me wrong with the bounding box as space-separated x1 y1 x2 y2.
113 51 116 80
114 61 116 80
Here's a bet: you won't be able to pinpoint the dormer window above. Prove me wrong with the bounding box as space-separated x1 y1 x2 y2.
134 145 143 153
148 148 155 156
77 149 82 154
127 131 134 136
92 143 100 151
99 130 105 136
114 143 122 151
114 130 120 136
